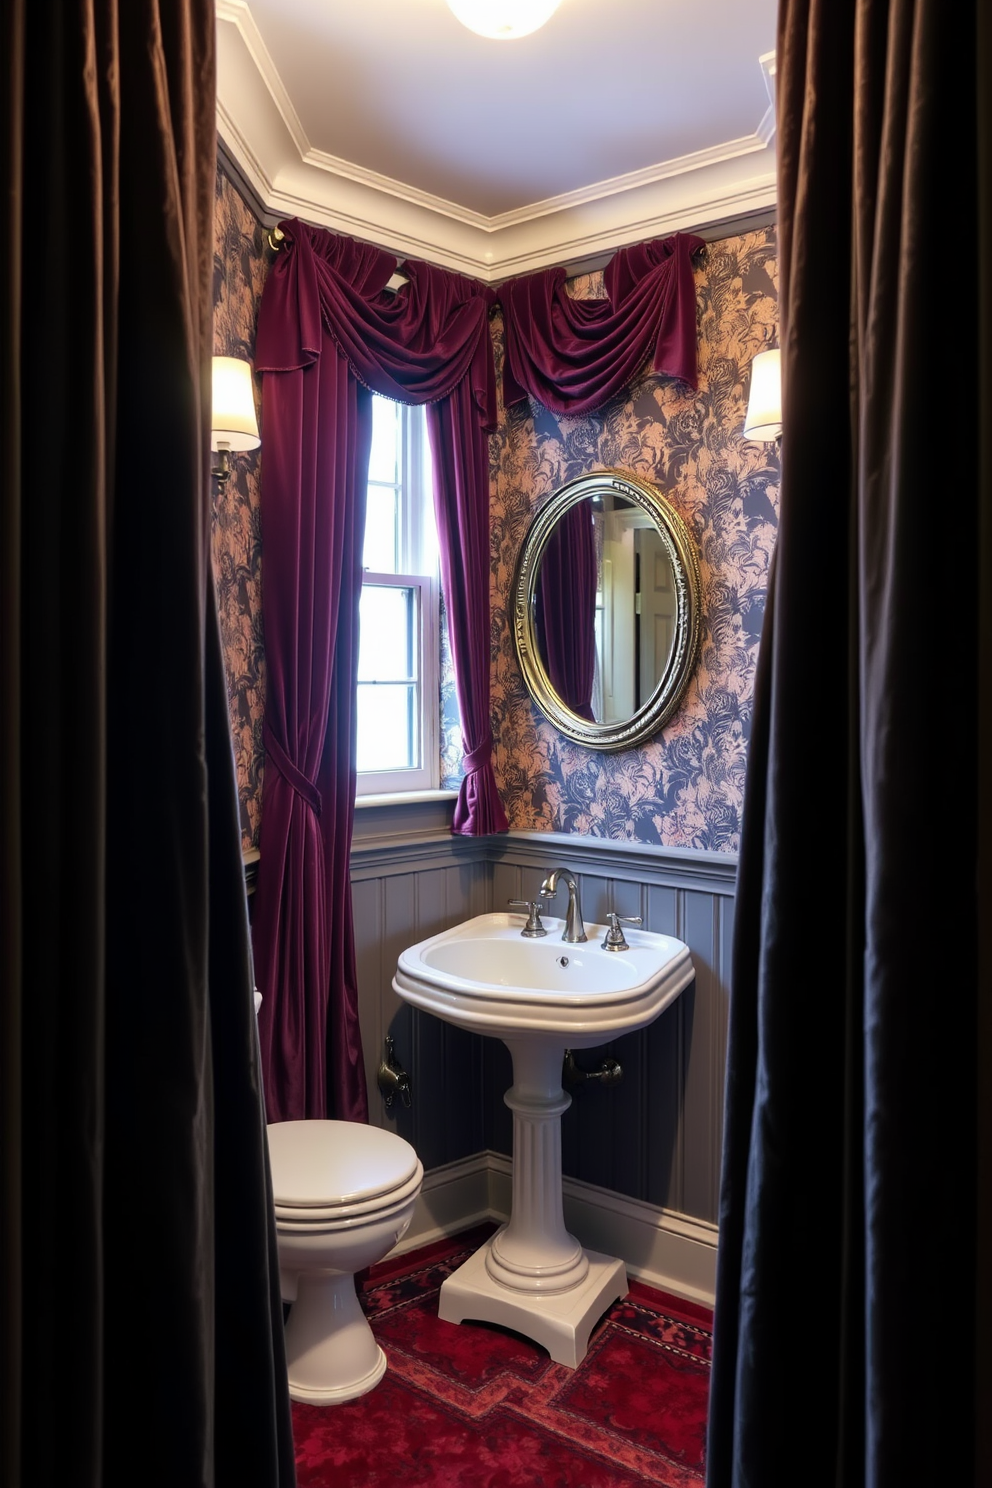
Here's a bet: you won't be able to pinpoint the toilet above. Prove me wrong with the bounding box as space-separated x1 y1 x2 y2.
266 1118 423 1405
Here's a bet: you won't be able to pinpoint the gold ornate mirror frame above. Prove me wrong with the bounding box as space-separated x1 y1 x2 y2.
512 469 702 751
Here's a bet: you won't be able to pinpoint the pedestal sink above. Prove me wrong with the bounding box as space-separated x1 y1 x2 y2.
392 909 693 1367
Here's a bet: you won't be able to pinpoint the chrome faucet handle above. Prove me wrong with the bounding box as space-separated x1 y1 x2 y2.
601 912 642 951
508 899 548 937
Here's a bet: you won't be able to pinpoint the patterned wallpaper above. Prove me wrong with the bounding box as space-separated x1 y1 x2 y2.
210 162 779 855
490 234 779 850
211 168 269 848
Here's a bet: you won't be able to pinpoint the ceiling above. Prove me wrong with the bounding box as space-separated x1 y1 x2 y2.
216 0 779 282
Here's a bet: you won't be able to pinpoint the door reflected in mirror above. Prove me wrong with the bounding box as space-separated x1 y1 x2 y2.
514 471 701 751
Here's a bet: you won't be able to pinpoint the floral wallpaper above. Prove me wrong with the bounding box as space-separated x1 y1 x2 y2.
210 161 779 855
489 232 779 851
211 166 269 849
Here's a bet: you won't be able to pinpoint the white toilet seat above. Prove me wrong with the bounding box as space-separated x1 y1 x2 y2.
268 1119 422 1225
272 1167 424 1228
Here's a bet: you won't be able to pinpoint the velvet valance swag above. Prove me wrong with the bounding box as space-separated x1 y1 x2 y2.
251 219 507 1124
499 232 704 414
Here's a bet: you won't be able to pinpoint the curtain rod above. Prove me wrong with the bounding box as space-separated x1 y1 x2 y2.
265 224 600 292
267 225 408 292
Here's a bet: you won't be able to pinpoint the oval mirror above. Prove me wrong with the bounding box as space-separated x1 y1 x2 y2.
512 470 701 751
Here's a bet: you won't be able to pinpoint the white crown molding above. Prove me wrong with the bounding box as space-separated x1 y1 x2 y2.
255 156 777 281
756 49 777 146
216 0 310 156
216 1 777 280
755 104 776 149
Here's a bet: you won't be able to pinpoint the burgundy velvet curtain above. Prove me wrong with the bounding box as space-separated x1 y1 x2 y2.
251 220 505 1124
535 503 598 721
3 2 295 1484
707 3 992 1486
499 232 704 414
249 322 373 1127
426 383 512 835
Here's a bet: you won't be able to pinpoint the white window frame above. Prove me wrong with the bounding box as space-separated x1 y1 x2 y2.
356 399 441 798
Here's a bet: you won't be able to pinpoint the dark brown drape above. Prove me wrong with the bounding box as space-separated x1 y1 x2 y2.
707 3 992 1486
2 2 295 1485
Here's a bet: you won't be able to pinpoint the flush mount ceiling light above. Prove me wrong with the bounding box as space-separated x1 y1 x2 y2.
445 0 562 40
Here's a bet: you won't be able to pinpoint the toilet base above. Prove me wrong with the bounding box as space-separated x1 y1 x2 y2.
284 1270 387 1405
438 1230 627 1368
287 1346 387 1406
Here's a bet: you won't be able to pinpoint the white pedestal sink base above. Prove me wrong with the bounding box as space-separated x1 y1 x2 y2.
439 1229 627 1368
393 914 693 1371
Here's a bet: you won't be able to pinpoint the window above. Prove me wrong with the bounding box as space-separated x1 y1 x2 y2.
356 395 440 796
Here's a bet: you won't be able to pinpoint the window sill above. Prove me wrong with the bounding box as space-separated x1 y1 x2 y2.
355 788 460 809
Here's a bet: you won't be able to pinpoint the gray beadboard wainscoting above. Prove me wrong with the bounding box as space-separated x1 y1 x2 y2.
344 797 737 1305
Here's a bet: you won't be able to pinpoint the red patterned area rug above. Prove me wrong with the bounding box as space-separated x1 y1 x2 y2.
291 1223 712 1487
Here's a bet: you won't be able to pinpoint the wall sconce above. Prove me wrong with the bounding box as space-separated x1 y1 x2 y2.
445 0 562 40
211 355 260 484
743 348 782 444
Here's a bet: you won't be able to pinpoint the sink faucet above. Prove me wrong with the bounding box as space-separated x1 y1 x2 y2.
539 867 587 943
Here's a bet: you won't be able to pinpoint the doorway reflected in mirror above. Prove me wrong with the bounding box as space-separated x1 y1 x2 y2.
514 471 701 751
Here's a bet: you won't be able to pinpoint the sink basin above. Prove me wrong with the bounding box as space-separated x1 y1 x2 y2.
393 910 693 1046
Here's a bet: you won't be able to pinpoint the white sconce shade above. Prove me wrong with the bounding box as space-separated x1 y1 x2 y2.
445 0 562 40
743 348 782 441
211 356 260 452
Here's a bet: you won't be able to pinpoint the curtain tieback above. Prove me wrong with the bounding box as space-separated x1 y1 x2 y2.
462 743 493 776
262 721 322 817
